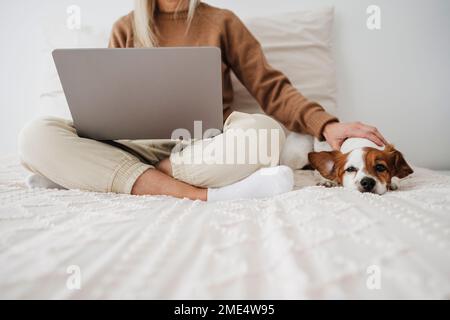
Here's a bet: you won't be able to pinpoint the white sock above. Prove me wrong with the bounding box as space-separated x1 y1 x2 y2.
208 166 294 202
26 174 65 190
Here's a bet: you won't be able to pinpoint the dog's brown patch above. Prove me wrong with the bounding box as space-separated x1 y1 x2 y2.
364 144 414 188
308 151 348 185
364 148 392 186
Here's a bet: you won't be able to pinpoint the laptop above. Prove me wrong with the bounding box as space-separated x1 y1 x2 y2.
52 47 223 140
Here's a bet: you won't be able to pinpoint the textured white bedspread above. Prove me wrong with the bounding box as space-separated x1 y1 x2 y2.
0 156 449 299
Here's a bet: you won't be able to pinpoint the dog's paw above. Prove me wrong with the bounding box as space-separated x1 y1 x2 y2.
389 177 400 191
317 180 337 188
389 182 399 191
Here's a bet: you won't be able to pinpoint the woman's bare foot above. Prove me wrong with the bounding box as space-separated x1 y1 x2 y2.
133 160 294 202
155 158 173 176
131 168 207 201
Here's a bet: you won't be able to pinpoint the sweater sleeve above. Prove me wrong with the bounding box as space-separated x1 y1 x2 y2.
108 15 134 48
222 11 338 139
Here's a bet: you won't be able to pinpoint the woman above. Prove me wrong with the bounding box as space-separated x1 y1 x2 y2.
18 0 386 201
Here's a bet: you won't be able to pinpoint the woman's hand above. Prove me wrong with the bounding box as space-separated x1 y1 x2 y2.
323 121 388 151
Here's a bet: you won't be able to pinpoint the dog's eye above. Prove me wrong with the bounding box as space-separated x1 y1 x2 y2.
345 166 357 173
375 164 387 172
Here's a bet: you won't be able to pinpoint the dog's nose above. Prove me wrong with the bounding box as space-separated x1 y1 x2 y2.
360 177 376 192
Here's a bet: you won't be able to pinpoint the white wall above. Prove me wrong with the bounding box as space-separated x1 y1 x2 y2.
1 0 449 169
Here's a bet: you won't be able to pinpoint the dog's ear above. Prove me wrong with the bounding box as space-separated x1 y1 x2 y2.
308 151 342 181
385 145 414 179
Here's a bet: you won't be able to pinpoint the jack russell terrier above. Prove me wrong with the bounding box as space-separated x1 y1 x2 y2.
280 133 413 195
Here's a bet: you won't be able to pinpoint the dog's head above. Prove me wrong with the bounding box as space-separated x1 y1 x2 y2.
308 144 413 195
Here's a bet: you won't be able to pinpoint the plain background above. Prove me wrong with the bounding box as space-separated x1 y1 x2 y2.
0 0 449 169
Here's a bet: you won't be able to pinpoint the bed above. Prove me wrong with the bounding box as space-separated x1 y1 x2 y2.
0 155 449 299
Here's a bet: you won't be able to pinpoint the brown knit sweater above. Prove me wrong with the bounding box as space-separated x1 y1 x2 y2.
108 2 338 138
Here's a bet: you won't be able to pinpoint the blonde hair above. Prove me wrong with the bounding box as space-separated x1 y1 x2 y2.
133 0 200 47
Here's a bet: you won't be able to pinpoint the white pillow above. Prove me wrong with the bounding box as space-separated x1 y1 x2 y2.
39 6 337 121
231 7 337 117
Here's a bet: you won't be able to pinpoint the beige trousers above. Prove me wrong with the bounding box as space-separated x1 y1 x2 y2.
18 112 286 194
